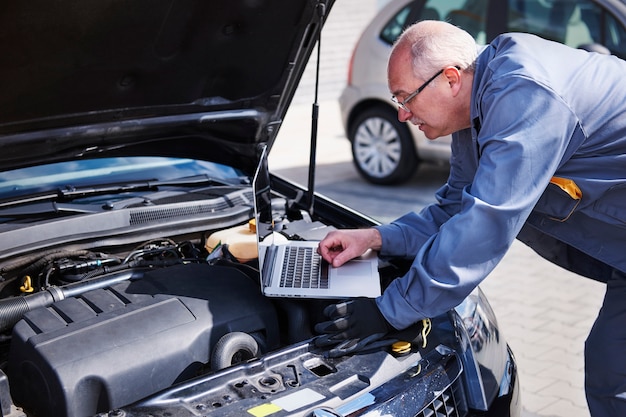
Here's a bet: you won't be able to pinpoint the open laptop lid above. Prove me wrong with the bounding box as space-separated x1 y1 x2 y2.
252 145 381 299
252 145 273 239
252 145 279 290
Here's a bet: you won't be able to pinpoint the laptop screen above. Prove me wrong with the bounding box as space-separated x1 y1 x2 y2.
250 145 382 299
252 145 276 287
252 145 274 241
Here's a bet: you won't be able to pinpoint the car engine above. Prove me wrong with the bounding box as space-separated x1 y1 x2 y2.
0 229 321 417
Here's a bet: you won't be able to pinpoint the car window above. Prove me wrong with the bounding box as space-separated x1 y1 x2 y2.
603 11 626 58
380 4 413 45
433 0 489 44
507 0 626 58
379 0 489 45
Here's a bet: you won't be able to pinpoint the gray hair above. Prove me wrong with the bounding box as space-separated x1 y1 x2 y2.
395 20 478 80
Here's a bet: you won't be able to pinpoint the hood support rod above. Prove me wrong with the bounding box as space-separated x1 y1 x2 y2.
307 1 326 216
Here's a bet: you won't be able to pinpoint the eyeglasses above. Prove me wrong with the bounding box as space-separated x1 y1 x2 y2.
391 66 460 112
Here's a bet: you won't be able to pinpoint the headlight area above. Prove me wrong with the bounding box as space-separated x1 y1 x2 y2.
450 287 521 416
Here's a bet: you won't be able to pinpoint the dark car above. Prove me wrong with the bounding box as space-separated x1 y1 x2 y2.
0 1 519 416
340 0 626 184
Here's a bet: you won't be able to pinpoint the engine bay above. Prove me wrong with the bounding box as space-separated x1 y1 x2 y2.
0 208 349 417
0 186 516 417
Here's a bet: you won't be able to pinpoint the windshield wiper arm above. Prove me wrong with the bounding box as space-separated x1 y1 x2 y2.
0 201 105 217
0 175 246 210
57 174 244 200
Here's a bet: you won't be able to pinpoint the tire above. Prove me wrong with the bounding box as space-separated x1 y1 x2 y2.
349 105 419 185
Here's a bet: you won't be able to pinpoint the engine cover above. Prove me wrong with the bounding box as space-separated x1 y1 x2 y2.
8 263 279 417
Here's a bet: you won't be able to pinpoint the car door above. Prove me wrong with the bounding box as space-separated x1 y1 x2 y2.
413 0 626 58
502 0 626 59
408 0 491 44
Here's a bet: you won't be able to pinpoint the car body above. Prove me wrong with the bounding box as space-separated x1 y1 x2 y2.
340 0 626 184
0 1 519 416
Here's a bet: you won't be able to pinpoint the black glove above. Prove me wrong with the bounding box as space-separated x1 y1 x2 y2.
314 298 395 357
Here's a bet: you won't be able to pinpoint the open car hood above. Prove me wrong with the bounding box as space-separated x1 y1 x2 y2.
0 0 333 174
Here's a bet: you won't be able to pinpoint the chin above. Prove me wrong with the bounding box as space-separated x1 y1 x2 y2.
422 129 439 140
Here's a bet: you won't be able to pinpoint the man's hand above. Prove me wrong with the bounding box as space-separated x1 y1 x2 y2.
314 298 394 357
318 228 382 267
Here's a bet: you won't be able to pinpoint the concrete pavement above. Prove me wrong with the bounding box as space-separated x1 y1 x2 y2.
270 1 608 416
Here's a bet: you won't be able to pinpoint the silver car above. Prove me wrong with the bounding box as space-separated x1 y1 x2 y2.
339 0 626 184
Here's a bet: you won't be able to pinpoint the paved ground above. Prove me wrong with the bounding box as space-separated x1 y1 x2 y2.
270 1 608 416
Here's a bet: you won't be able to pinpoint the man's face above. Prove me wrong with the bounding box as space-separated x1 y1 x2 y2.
387 48 455 140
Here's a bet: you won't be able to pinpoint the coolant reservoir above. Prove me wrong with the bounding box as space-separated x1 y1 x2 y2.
206 219 258 263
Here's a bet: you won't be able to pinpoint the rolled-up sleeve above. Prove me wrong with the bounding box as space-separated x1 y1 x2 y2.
377 75 581 330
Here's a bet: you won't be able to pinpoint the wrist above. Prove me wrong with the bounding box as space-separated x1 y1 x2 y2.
367 228 383 251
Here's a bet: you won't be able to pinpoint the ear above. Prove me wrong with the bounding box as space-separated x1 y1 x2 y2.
443 66 463 96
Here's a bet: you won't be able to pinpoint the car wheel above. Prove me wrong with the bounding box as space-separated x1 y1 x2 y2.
349 105 419 185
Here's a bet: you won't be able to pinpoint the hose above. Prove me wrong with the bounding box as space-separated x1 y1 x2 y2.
0 290 58 333
0 269 142 333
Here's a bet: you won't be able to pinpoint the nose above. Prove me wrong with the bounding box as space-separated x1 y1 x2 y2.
397 107 412 122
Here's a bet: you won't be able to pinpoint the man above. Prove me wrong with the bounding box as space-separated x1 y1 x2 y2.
315 20 626 416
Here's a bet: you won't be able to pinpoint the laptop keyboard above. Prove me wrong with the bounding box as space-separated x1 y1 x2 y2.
280 246 329 289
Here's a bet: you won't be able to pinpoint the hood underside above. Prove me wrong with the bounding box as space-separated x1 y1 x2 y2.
0 0 332 174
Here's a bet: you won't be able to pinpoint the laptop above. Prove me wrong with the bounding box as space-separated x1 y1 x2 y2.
252 145 381 299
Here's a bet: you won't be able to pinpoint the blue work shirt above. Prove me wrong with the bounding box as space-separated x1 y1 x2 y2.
376 33 626 330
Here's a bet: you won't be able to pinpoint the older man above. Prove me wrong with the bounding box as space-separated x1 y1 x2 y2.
315 20 626 416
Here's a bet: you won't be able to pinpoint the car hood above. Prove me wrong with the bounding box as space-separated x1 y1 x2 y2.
0 0 333 174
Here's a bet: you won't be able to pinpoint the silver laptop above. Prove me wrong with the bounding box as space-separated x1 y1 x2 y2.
253 146 381 299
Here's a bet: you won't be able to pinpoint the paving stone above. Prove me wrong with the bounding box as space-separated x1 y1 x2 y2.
522 391 561 414
519 372 561 394
536 364 585 390
539 398 590 417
